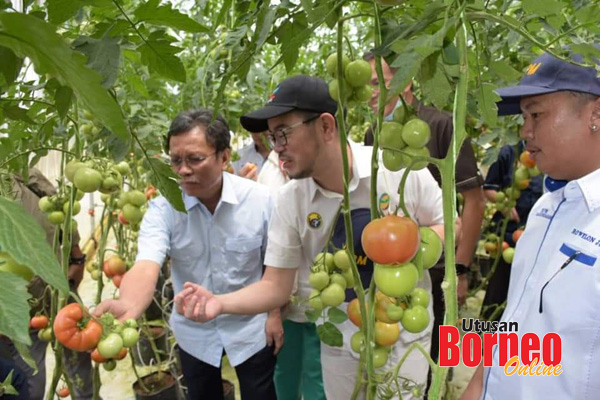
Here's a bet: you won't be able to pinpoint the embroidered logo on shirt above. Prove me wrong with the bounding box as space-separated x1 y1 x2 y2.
535 208 552 220
307 212 322 229
379 193 390 214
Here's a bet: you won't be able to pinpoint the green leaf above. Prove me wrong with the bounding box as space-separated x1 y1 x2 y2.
147 158 185 212
54 86 72 119
327 307 348 324
0 13 129 142
0 370 19 395
138 37 186 83
0 196 69 294
316 322 343 347
305 308 321 323
254 4 277 49
47 0 85 25
214 0 233 29
475 83 501 128
420 63 452 111
107 131 129 162
2 105 36 124
574 4 600 25
0 271 32 346
0 46 21 86
134 0 209 33
279 20 311 73
489 59 521 82
522 0 563 16
389 50 421 97
72 35 121 88
299 0 317 21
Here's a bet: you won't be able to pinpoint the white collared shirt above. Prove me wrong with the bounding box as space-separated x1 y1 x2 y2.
264 141 443 341
483 167 600 399
136 173 273 367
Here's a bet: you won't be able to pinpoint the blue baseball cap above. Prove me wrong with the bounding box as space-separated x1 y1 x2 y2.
496 46 600 116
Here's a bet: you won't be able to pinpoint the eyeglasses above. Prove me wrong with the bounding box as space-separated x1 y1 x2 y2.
266 114 320 148
169 153 216 169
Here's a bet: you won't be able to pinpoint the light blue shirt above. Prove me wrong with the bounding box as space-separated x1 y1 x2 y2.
136 172 273 367
483 167 600 399
232 143 267 175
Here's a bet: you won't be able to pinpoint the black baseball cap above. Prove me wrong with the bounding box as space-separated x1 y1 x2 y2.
240 75 338 133
496 46 600 116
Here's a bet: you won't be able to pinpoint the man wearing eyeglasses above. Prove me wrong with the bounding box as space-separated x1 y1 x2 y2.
173 75 446 400
94 109 280 400
462 47 600 400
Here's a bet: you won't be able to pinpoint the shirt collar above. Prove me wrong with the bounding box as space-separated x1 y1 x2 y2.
307 141 370 201
571 167 600 213
182 172 239 211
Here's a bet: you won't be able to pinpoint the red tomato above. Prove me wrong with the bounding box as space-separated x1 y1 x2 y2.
53 303 103 352
347 298 364 328
30 315 49 330
520 151 536 168
374 321 400 346
114 347 128 360
361 215 420 265
57 386 70 398
512 229 524 243
91 348 108 363
374 292 396 324
103 256 126 278
112 274 123 288
118 211 129 225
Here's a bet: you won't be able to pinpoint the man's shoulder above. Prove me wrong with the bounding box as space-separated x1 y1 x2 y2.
417 103 452 125
227 172 272 205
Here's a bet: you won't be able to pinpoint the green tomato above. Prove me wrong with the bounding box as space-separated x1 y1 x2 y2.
65 160 86 182
328 79 351 102
124 319 138 329
122 204 143 224
75 189 85 201
39 196 55 213
373 347 389 368
345 60 372 88
121 328 140 348
63 201 81 216
103 359 117 371
374 263 419 298
342 268 355 288
404 146 430 170
320 283 345 308
382 150 409 172
308 289 324 311
502 247 515 264
329 273 347 290
117 192 131 208
401 305 430 333
528 165 541 177
385 304 404 321
417 227 443 270
401 119 431 149
114 161 131 176
353 85 373 102
314 252 335 273
128 190 147 207
38 327 53 342
495 191 506 203
350 331 365 353
47 211 66 225
325 53 350 77
100 176 121 193
410 287 430 308
73 167 103 193
380 121 406 151
112 320 124 334
309 271 330 291
333 250 351 271
97 333 124 358
90 269 101 281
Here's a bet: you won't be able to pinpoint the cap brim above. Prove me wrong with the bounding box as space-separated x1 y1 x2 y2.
496 85 559 116
240 105 296 133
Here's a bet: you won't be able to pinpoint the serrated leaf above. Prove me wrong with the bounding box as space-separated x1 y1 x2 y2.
134 0 208 33
0 271 32 346
0 13 129 142
254 4 277 49
574 4 600 25
420 64 452 114
147 158 185 212
47 0 85 25
2 105 36 124
489 59 521 82
279 20 310 73
72 35 121 88
139 38 186 82
54 86 72 119
389 51 421 98
0 196 68 294
327 307 348 324
476 83 501 128
522 0 563 16
0 46 21 86
305 308 321 323
316 322 343 347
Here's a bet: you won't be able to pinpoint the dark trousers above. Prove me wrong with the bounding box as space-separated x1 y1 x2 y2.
481 258 511 321
179 346 277 400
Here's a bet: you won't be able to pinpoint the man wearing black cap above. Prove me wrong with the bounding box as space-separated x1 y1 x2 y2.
462 48 600 399
174 75 446 400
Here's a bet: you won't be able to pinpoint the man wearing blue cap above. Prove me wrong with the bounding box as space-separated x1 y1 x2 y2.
462 48 600 399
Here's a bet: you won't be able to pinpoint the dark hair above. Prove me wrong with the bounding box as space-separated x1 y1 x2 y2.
165 109 231 153
363 51 375 61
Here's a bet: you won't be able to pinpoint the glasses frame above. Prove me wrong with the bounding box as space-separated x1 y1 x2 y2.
266 113 321 148
169 152 217 169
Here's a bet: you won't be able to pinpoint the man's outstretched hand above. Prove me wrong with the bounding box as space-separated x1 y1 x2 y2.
174 282 224 323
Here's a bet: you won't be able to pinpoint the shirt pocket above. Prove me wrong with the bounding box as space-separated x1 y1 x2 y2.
169 241 205 267
224 236 264 286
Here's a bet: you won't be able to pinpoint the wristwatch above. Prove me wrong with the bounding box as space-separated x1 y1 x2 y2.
455 263 469 276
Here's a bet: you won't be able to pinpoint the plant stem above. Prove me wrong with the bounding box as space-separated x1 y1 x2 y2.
0 147 77 169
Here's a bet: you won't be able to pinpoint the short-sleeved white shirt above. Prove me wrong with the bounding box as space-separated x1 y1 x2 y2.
264 141 444 336
483 167 600 399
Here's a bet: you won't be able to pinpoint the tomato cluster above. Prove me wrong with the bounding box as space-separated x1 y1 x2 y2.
325 53 374 106
66 158 128 195
91 316 139 371
100 188 148 231
38 186 84 227
308 250 355 311
380 107 432 172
